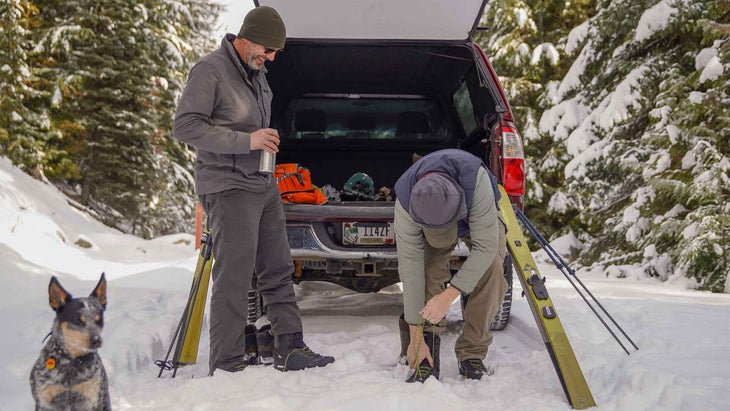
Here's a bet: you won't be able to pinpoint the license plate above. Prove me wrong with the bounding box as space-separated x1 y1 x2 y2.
342 222 395 245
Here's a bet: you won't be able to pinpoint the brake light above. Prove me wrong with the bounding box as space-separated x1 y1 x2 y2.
501 127 525 196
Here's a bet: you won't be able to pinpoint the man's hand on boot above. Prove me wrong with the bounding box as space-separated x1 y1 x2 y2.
419 286 461 324
406 325 433 368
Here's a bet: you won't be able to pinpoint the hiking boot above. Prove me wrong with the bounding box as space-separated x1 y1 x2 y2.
458 358 494 380
256 324 275 366
398 314 410 365
406 332 440 383
243 324 258 365
273 332 335 371
215 356 248 374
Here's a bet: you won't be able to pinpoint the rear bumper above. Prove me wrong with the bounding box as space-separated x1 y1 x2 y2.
288 224 396 260
287 224 470 261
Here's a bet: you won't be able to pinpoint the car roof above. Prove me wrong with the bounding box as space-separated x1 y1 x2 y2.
254 0 488 41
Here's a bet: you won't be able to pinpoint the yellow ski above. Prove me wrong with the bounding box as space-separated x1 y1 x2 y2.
174 228 213 366
498 185 596 409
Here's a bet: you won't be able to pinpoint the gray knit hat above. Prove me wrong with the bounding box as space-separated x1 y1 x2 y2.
238 6 286 49
409 173 467 249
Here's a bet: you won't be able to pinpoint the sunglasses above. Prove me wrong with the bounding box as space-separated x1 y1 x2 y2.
263 47 284 56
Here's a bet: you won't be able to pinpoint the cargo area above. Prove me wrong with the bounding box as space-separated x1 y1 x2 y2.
266 41 501 192
263 39 508 292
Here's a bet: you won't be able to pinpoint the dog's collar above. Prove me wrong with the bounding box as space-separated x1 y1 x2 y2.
46 338 96 367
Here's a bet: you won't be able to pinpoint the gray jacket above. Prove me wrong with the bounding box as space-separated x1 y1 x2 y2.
173 34 272 195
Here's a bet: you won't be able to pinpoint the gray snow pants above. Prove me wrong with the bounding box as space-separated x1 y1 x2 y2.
201 182 302 372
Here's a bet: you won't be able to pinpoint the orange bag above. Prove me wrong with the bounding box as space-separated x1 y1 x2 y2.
274 163 328 205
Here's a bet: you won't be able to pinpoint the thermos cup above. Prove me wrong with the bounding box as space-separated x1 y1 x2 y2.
259 151 276 173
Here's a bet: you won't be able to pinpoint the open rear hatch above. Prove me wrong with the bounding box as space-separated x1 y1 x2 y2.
257 0 497 254
254 0 488 41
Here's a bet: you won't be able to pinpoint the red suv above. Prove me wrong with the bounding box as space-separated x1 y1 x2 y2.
258 0 525 329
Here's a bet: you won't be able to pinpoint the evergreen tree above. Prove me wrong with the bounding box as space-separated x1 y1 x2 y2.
26 0 220 237
537 0 729 290
137 0 221 237
0 0 53 178
31 0 166 232
476 0 597 232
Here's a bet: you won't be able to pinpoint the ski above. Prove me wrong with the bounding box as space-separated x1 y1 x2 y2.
174 228 213 367
498 186 596 409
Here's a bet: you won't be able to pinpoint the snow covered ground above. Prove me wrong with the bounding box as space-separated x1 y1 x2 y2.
1 156 729 411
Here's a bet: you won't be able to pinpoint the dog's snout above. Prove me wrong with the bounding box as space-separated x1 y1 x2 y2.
91 335 103 348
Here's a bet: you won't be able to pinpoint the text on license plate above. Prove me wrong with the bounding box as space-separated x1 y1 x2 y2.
342 222 395 245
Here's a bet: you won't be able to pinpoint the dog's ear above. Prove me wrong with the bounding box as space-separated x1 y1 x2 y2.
90 273 107 310
411 153 423 164
49 277 72 312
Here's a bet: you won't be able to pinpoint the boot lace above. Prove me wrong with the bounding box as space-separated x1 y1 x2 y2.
466 359 486 372
412 363 434 380
300 346 320 357
410 316 435 381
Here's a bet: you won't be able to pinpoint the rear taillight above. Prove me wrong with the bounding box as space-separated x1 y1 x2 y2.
501 126 525 196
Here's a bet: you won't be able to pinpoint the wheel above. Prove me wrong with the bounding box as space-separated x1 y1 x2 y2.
489 254 513 331
247 273 263 324
459 254 513 331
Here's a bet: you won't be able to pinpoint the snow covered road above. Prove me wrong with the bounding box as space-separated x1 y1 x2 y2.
1 157 728 410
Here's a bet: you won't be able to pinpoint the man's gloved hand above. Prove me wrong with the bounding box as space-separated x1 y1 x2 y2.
250 128 280 153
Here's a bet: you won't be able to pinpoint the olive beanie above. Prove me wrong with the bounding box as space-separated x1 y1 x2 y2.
238 6 286 49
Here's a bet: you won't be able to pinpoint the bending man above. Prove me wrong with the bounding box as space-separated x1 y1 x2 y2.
394 148 507 382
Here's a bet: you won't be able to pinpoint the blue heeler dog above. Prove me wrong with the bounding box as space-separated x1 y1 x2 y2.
30 274 110 411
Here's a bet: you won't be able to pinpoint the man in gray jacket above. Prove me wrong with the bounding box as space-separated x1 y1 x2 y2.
394 149 508 382
173 6 334 375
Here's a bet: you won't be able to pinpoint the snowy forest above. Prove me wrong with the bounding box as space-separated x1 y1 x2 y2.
0 0 221 238
1 0 728 292
478 0 729 292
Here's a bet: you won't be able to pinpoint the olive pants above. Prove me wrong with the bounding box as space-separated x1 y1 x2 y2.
424 219 508 361
201 182 302 372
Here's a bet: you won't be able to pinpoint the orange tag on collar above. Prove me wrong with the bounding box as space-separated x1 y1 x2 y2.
45 357 56 370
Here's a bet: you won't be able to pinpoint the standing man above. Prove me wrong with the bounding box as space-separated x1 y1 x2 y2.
394 149 508 382
173 6 334 375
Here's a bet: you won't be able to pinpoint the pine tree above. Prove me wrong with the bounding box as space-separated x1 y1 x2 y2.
30 0 162 231
25 0 220 237
536 0 729 291
0 0 52 178
136 0 222 237
639 0 730 291
476 0 597 233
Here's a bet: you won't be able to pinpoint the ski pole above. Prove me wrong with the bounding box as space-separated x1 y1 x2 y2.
516 207 639 352
515 208 639 353
156 303 187 377
516 209 639 351
515 210 631 355
156 259 202 377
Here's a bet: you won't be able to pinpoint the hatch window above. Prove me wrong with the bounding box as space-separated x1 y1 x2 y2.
453 81 479 136
283 97 448 142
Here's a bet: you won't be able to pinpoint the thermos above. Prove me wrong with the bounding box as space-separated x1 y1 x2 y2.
259 151 276 173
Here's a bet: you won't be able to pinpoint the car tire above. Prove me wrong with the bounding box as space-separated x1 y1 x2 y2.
459 254 513 331
247 274 263 324
489 254 513 331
